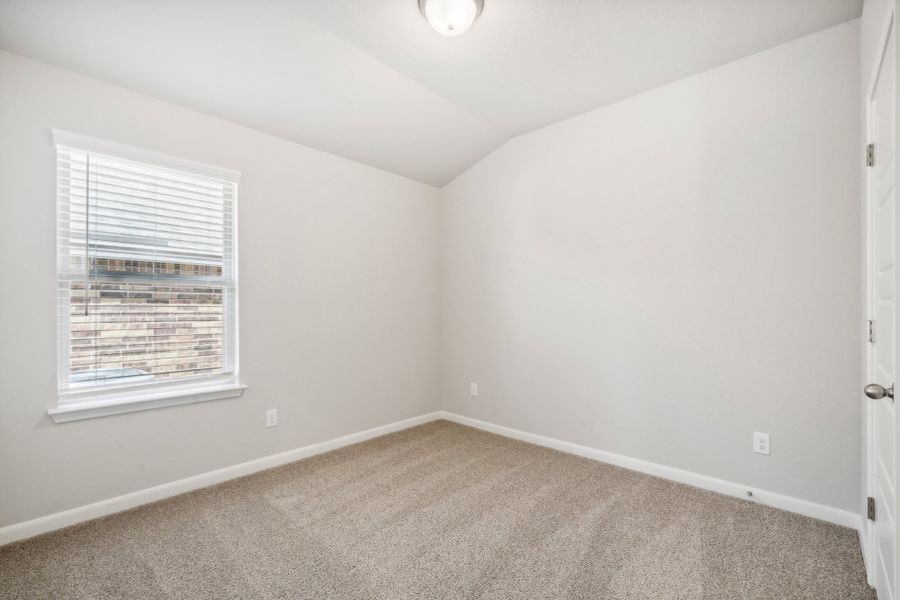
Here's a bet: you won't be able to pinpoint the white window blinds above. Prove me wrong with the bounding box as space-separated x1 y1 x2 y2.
57 144 238 399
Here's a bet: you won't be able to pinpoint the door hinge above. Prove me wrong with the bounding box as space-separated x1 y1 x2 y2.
867 497 876 521
867 143 876 167
868 320 875 343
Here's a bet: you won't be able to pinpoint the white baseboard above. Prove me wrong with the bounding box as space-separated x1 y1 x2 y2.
1 409 864 547
0 411 443 546
438 411 862 531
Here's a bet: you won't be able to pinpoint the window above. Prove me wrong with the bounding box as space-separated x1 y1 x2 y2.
51 131 243 422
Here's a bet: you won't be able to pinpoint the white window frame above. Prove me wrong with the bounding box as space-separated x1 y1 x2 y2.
49 130 245 423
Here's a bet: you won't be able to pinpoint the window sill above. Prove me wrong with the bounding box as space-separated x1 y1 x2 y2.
48 382 247 423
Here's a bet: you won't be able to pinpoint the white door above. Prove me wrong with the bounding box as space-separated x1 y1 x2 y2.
867 14 897 600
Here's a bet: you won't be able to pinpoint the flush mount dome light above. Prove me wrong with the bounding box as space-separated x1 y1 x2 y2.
418 0 484 36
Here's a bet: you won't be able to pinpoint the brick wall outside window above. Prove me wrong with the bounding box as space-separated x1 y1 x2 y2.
69 258 225 382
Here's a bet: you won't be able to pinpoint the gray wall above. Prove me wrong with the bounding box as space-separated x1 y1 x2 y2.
440 22 862 511
0 19 864 527
0 51 441 527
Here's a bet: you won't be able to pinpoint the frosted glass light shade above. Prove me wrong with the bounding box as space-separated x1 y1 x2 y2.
418 0 484 36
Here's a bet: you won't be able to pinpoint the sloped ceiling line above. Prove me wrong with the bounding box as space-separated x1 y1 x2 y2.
0 0 863 186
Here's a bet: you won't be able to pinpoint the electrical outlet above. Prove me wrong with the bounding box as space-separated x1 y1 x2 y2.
266 409 278 428
470 382 478 397
753 432 770 455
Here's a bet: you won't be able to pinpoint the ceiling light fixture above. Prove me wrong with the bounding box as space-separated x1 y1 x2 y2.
418 0 484 37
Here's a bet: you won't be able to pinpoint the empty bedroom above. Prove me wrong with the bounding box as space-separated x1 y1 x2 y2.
0 0 898 598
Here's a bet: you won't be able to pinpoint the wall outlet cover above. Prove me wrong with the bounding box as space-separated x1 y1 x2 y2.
753 432 770 455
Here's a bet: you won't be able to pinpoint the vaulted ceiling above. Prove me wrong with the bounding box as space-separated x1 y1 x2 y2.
0 0 863 186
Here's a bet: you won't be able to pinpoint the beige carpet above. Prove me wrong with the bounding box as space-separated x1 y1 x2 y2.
0 420 874 599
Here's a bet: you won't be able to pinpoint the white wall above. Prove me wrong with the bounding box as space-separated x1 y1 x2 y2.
0 17 865 529
0 52 440 527
440 22 861 511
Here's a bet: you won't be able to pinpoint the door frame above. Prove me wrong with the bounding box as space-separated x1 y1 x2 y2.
864 3 897 594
